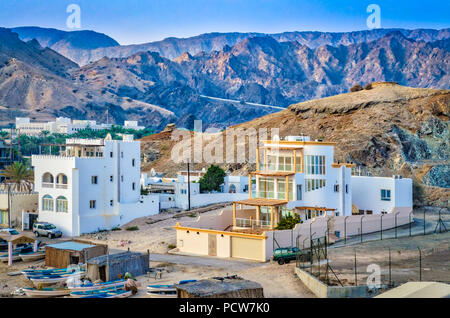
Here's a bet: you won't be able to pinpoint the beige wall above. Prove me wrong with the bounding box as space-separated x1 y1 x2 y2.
177 206 413 262
0 192 38 227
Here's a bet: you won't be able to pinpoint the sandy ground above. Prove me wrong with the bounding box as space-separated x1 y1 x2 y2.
1 207 448 298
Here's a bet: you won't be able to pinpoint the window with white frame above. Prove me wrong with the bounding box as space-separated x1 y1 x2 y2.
305 179 326 192
56 196 68 212
42 195 54 211
381 189 391 201
304 155 326 175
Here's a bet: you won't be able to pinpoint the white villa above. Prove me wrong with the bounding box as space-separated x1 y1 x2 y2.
32 134 159 237
175 136 413 261
15 117 145 136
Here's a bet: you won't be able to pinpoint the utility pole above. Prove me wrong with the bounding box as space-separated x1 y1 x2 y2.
7 183 11 228
187 161 191 211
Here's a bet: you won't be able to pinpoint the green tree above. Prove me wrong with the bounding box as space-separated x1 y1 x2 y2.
199 165 226 193
0 162 34 192
275 213 302 230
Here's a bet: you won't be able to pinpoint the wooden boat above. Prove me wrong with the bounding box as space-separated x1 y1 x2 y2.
24 287 71 298
30 272 86 285
80 289 132 299
0 253 21 262
19 251 45 262
69 279 126 292
23 267 85 279
147 284 177 298
71 286 129 298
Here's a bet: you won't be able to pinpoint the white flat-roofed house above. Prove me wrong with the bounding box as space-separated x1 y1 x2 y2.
32 134 159 237
124 120 145 130
351 175 412 215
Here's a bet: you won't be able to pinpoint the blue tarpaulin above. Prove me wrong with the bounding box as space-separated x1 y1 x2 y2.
46 241 95 251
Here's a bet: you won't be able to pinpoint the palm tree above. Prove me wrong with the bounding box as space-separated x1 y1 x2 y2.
0 162 34 228
0 162 34 192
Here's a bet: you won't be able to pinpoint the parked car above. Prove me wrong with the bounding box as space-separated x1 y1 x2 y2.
33 222 62 238
0 228 20 235
272 247 302 265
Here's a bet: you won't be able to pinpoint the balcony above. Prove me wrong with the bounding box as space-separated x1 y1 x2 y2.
55 184 68 189
42 182 54 188
253 190 293 201
235 218 271 229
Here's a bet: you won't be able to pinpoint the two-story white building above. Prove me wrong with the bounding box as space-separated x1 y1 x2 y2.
32 134 159 237
232 136 412 230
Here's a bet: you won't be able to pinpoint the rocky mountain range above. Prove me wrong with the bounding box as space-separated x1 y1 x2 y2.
140 83 450 205
0 26 449 131
11 27 450 66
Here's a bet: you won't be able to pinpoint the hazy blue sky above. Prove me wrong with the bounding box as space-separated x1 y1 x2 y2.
1 0 449 45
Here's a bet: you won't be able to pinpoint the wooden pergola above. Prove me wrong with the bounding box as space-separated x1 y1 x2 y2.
0 233 37 266
233 198 287 230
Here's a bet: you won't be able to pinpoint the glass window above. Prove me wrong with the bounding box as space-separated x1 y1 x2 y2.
381 189 391 201
56 196 68 212
89 200 96 209
42 195 54 211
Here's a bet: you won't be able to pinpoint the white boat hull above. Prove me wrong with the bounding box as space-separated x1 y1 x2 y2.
24 289 71 298
69 281 125 292
31 272 85 285
0 255 21 262
20 253 45 262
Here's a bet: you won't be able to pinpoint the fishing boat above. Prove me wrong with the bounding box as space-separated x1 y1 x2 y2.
79 289 132 299
30 272 86 285
19 251 45 262
70 286 129 298
146 284 178 298
23 267 85 279
69 279 126 292
0 253 21 262
23 287 71 298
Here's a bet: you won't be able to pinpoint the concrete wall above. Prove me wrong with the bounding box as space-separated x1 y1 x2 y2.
0 191 38 227
295 267 369 298
176 192 248 210
177 207 412 262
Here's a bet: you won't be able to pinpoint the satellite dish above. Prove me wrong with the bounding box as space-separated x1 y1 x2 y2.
150 168 156 177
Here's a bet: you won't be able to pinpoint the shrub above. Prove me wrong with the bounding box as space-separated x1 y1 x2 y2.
275 213 303 230
364 83 373 90
168 244 176 249
350 84 363 92
126 226 139 231
111 227 122 231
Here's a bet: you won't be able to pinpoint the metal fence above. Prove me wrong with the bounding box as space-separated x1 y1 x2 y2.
290 207 450 288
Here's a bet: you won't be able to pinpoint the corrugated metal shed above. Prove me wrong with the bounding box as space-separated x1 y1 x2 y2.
175 278 264 298
86 251 149 282
46 241 95 251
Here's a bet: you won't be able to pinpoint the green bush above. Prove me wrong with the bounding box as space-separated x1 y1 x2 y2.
111 227 122 231
168 244 176 249
126 226 139 231
275 213 303 230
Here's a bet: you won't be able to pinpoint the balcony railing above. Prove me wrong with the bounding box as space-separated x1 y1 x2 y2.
258 162 302 173
42 182 54 188
55 184 68 189
253 190 292 201
235 218 272 228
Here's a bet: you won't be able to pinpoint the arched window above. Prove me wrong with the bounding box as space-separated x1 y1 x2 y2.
42 173 54 188
42 195 54 211
229 184 236 193
56 173 68 189
56 196 68 212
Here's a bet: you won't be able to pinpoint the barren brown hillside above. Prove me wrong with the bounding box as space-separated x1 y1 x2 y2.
140 83 449 206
